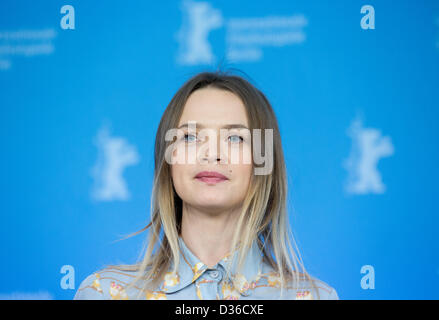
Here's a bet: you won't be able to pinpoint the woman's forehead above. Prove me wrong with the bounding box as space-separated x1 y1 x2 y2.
179 88 248 127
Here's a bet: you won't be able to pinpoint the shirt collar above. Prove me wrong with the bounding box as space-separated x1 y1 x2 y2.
158 236 263 296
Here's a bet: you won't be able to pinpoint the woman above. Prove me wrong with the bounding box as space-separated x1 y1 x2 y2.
74 70 339 300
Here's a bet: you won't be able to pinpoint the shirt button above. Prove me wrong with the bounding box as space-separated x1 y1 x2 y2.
210 270 219 279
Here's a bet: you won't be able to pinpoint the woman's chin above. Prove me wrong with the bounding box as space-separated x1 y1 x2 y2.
191 196 232 211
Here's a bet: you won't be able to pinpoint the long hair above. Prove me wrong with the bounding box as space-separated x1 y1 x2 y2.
107 70 314 299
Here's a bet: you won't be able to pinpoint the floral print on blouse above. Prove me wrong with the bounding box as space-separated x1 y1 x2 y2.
74 236 339 300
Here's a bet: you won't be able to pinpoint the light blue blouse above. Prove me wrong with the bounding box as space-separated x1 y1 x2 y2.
74 236 339 300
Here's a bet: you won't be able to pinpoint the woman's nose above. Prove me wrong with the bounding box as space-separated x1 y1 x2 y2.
200 131 226 164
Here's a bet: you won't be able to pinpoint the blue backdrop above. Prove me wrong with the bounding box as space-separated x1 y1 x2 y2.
1 0 438 300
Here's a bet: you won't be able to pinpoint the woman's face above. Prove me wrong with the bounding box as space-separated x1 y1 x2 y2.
171 87 253 214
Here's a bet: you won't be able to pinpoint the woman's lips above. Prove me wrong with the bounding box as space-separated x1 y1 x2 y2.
196 177 227 184
194 171 229 184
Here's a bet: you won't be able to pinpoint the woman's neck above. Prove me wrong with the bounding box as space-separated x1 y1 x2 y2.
180 203 241 268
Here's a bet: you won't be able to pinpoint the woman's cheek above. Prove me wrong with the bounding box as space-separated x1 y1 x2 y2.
231 165 252 191
171 166 185 196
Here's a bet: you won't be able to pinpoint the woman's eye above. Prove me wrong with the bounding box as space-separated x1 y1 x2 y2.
183 133 197 143
228 135 243 143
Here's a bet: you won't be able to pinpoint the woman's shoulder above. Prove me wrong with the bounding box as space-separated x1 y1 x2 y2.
294 275 339 300
266 272 339 300
73 266 144 300
254 264 339 300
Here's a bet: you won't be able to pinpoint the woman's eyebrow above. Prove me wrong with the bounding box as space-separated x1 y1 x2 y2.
177 123 249 129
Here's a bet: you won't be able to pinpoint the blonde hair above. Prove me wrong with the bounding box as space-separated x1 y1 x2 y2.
107 70 316 299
